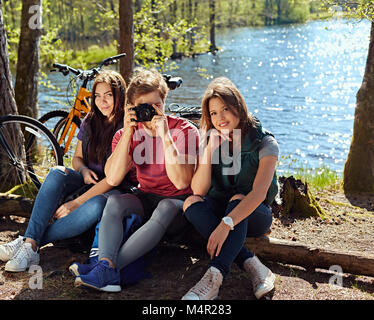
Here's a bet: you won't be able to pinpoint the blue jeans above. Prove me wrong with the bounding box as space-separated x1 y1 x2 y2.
184 196 272 277
24 166 115 246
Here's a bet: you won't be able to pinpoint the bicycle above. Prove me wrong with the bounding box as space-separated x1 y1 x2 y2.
40 54 195 160
39 53 127 161
0 114 63 199
166 103 201 125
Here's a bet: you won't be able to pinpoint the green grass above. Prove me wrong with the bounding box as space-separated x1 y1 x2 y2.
308 11 335 21
67 43 118 70
44 43 119 72
279 155 342 191
291 165 342 191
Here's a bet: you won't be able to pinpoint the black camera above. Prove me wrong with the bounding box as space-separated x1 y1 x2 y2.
133 103 157 122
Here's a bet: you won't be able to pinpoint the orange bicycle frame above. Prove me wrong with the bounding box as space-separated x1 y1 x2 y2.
58 87 91 155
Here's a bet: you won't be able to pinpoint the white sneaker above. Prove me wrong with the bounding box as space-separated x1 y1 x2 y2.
244 255 275 299
5 242 40 272
0 236 24 262
182 267 223 300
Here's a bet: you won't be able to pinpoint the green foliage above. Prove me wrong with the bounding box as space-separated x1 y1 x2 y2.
293 165 341 191
2 0 21 68
2 0 327 72
40 28 69 68
263 0 313 25
321 0 374 20
282 0 311 24
279 155 342 191
133 0 206 71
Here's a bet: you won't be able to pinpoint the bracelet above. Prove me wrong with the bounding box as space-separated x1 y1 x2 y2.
78 166 88 173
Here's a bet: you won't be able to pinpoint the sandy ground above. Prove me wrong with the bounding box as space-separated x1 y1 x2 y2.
0 187 373 301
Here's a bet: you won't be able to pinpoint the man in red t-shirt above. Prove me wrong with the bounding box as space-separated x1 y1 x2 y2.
112 115 199 196
74 68 200 292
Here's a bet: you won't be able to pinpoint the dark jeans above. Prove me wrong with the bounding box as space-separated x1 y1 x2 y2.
24 166 117 246
184 196 272 277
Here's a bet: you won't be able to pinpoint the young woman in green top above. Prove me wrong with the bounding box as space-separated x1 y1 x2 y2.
182 77 279 300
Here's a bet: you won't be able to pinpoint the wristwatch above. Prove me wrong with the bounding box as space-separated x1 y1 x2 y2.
222 217 234 230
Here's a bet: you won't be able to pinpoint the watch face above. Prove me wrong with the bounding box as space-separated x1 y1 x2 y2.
223 217 234 229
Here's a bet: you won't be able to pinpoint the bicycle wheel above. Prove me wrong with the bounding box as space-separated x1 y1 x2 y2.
0 115 64 199
39 110 70 133
39 110 81 161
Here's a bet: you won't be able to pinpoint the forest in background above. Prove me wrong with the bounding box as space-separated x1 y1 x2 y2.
1 0 374 194
2 0 327 71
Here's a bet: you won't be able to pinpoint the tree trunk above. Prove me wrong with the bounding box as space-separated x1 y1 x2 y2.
14 0 42 119
119 0 134 84
187 0 195 53
109 0 115 12
151 0 161 63
265 0 270 26
0 0 26 192
173 0 177 24
276 0 281 24
278 176 328 219
209 0 217 53
343 21 374 193
188 0 193 22
0 3 17 117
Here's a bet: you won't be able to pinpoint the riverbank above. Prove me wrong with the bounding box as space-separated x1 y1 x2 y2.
37 12 340 73
0 182 373 300
40 18 368 174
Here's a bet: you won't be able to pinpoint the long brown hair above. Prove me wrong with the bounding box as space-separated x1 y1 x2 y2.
86 70 126 165
200 77 257 136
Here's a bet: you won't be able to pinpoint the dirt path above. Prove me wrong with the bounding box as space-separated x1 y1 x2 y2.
0 188 373 300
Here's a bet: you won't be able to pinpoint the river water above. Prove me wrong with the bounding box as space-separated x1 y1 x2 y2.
39 19 371 174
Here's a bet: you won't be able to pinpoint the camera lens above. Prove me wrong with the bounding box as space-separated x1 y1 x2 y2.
135 103 156 122
139 109 150 119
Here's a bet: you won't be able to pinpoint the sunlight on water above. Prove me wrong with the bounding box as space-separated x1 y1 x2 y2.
40 19 371 174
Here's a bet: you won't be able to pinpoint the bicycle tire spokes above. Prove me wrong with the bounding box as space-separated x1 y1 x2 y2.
0 117 62 199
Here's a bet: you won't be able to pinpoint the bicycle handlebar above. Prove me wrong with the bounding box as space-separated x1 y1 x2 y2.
162 74 183 90
51 53 183 90
98 53 127 68
51 53 127 81
52 63 80 76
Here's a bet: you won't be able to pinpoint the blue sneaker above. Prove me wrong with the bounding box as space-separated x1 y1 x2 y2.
74 260 121 292
69 256 99 277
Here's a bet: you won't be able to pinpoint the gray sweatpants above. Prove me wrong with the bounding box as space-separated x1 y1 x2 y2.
98 193 186 269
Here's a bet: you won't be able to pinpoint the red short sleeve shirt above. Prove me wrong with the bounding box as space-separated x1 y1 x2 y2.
112 116 200 196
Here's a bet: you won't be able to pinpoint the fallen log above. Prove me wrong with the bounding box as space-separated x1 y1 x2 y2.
246 236 374 277
0 193 33 218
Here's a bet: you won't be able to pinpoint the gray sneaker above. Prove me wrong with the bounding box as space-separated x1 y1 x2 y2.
0 236 24 262
182 267 223 300
5 242 40 272
244 255 275 299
